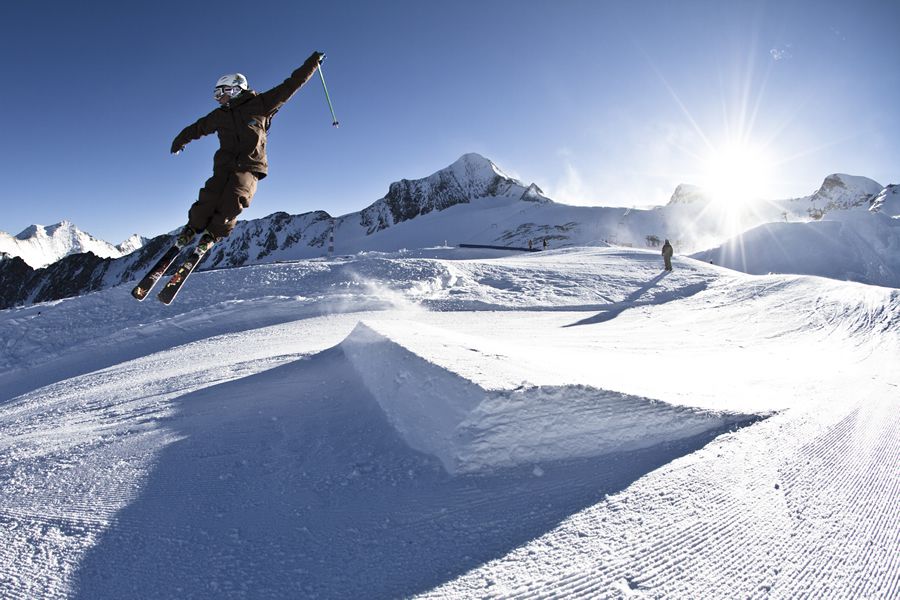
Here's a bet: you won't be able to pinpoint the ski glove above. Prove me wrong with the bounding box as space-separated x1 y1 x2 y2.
171 141 185 154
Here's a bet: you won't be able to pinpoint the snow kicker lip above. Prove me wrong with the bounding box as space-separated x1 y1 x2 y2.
342 322 766 474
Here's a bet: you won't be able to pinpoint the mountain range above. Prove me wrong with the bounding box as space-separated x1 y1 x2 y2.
0 153 896 309
0 221 146 269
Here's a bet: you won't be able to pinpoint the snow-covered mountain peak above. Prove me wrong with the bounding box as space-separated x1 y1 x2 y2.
1 220 142 269
357 154 543 234
422 153 524 195
520 182 551 203
809 173 883 211
15 224 41 241
16 220 74 241
447 152 518 185
16 220 78 240
819 173 882 193
45 219 76 235
666 184 711 206
116 234 148 254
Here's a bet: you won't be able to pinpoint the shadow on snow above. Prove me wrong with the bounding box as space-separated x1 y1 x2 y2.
563 271 702 327
72 344 759 599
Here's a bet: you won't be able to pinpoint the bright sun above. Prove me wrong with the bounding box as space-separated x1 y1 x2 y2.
701 142 775 207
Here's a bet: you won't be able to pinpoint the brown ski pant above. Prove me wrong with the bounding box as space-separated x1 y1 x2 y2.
188 170 258 239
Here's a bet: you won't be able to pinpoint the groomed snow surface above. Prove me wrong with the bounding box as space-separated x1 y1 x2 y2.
1 247 898 599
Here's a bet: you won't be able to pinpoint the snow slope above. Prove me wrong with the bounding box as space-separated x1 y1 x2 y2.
0 247 898 598
693 210 900 287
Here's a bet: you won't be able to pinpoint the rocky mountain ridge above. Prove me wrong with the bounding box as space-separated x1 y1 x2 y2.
1 154 894 308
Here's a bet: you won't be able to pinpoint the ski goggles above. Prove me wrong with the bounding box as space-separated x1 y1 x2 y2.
214 85 242 100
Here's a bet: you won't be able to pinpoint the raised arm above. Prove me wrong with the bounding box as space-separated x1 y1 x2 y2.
257 51 324 115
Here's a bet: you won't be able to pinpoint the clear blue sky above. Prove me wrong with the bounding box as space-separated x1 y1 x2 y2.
2 0 898 242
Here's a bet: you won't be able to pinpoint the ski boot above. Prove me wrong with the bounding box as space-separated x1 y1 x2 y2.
175 224 197 248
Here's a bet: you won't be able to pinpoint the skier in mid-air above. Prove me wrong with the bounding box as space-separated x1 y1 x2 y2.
170 50 325 247
132 50 326 304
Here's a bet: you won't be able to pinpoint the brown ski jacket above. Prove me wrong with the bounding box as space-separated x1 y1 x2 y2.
171 53 321 178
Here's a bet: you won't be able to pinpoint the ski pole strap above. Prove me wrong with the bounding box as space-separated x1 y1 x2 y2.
317 64 339 128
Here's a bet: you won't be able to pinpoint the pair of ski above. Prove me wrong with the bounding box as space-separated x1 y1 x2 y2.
131 232 216 305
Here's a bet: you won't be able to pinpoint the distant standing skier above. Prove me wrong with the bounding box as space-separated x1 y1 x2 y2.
661 239 674 271
169 51 325 249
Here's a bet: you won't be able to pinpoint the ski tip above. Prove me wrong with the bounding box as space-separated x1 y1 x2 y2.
131 286 149 301
156 292 176 306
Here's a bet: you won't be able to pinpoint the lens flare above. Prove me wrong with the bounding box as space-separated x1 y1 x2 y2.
701 142 775 207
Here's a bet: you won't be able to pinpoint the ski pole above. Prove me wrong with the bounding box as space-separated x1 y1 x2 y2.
317 56 339 128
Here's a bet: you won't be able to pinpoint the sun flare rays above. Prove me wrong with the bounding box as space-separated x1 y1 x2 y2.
643 47 804 242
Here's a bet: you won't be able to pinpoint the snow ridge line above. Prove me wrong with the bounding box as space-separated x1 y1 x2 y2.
341 322 765 474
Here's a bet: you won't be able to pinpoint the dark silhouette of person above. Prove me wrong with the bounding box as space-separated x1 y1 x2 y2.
662 239 674 271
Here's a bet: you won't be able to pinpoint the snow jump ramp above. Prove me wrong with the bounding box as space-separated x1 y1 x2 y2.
342 321 765 474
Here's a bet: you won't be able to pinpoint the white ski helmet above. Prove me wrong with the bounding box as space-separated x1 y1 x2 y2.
215 73 248 90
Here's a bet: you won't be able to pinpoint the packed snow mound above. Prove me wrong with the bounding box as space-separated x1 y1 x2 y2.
0 220 140 268
693 210 900 287
342 321 762 474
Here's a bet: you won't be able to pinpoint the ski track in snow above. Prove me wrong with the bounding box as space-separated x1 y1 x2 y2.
1 247 898 598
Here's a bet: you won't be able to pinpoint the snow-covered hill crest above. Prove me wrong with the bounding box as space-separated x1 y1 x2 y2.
692 210 900 286
0 220 143 269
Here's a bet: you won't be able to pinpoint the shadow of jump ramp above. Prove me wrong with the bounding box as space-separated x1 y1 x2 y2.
342 321 767 475
71 330 767 600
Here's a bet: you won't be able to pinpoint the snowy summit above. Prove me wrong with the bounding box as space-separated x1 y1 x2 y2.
0 220 142 269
